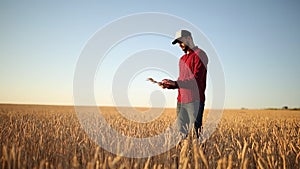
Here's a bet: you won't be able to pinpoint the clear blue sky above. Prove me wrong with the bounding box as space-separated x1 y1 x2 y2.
0 0 299 109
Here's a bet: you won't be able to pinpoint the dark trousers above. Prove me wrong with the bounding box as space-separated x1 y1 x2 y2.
176 101 204 138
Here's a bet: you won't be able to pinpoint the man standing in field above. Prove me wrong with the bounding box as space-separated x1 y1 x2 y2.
160 30 208 140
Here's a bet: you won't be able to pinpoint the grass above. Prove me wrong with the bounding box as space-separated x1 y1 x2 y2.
0 104 300 169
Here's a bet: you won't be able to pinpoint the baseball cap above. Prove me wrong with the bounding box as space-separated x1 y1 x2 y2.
172 30 191 45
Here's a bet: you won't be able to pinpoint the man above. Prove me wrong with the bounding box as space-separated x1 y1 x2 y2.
160 30 208 140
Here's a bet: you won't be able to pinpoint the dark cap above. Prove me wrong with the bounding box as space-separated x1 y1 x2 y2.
172 30 192 45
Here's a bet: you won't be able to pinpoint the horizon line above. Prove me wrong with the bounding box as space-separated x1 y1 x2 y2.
0 102 294 110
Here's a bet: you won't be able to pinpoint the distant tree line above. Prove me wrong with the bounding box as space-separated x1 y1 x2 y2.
241 106 300 110
264 106 300 110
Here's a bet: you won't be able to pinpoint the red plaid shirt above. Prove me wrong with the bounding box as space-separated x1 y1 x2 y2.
176 47 208 103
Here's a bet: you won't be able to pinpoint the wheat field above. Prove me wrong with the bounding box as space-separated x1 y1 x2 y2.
0 104 299 169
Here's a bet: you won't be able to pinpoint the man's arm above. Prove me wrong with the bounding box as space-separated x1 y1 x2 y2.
161 50 207 90
160 56 202 89
178 52 207 89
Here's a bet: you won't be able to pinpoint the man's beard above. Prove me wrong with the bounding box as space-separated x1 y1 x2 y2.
183 45 190 53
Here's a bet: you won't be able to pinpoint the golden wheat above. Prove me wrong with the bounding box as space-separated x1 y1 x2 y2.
0 105 300 168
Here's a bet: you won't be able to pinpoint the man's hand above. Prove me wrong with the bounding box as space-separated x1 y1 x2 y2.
159 79 178 89
147 77 178 89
